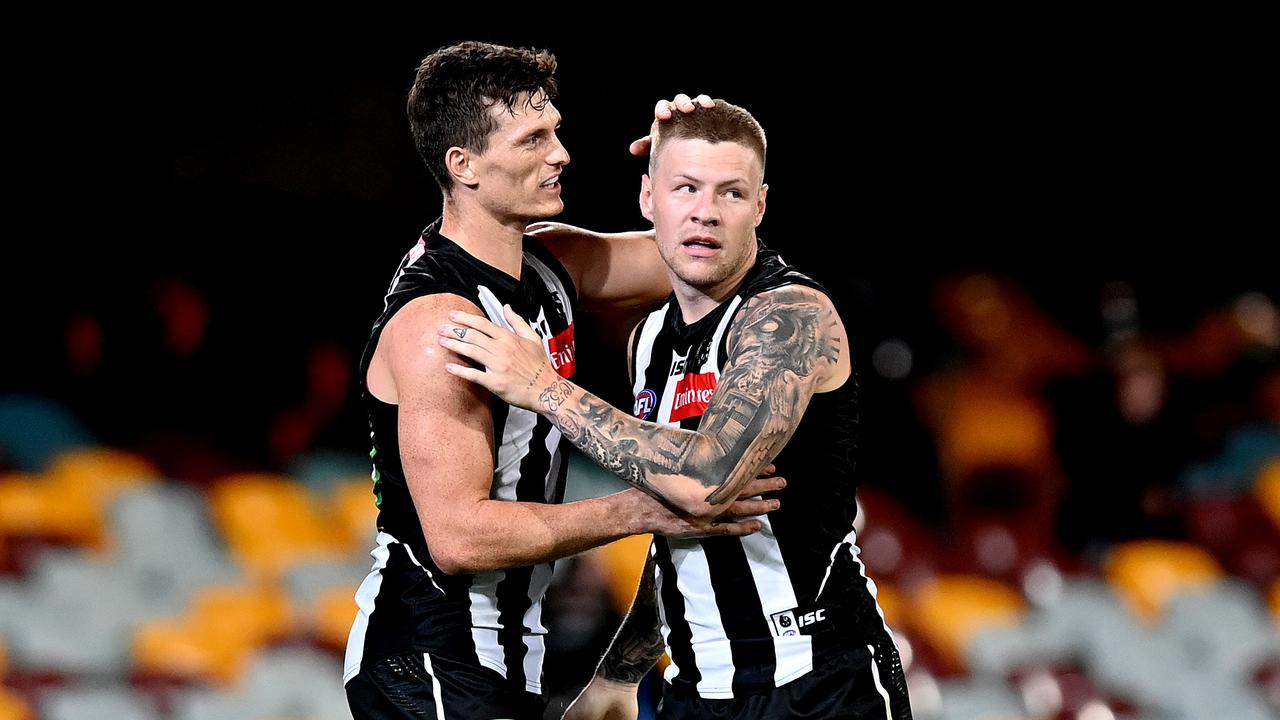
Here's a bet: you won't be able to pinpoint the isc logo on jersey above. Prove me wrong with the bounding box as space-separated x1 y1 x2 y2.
769 608 826 637
670 372 717 422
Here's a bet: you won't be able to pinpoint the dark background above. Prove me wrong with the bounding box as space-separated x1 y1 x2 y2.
5 20 1272 516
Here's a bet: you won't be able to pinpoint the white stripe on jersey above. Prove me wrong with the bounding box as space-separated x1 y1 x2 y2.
817 528 894 639
661 538 732 696
867 644 894 719
524 252 575 325
467 574 506 679
422 653 447 720
344 532 395 683
632 304 669 400
706 296 743 369
741 515 812 686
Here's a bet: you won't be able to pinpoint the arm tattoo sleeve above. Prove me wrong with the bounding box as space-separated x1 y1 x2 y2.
537 285 843 507
598 553 664 684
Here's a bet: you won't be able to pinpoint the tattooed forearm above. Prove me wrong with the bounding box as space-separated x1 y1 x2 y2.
537 285 843 511
538 378 575 413
598 555 663 684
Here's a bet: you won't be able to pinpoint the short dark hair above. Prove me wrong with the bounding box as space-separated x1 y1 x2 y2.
407 41 559 194
652 100 767 180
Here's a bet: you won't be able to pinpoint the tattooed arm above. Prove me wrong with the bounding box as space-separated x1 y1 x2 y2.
563 552 662 720
440 284 850 518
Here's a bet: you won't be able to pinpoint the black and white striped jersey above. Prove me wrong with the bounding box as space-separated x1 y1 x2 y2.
344 218 578 695
630 243 899 699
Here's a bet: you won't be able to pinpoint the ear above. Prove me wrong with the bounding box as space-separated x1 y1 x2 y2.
446 146 478 188
639 174 654 222
754 183 768 227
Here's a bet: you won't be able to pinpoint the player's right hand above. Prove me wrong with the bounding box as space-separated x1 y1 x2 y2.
629 93 715 157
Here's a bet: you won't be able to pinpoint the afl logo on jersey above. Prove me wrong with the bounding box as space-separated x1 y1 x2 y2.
634 389 657 419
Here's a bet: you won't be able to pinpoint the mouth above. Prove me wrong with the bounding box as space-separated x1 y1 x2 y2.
539 175 561 190
680 235 721 257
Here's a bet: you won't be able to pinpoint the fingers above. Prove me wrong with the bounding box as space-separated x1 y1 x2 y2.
443 310 502 339
502 304 542 342
444 362 487 384
758 463 777 477
629 134 652 157
738 474 787 498
654 93 712 121
723 496 780 517
709 519 763 537
438 335 498 366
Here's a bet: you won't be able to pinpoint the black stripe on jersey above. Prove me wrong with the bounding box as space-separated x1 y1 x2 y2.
700 537 777 693
654 538 701 689
493 416 555 687
364 544 478 668
489 396 511 467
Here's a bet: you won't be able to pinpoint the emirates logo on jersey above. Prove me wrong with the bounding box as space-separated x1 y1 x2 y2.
670 372 717 422
546 324 577 378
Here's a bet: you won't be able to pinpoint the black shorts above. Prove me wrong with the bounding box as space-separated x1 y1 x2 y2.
657 643 912 720
345 651 546 720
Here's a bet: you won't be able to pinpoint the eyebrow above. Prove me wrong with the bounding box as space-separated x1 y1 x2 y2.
672 173 750 189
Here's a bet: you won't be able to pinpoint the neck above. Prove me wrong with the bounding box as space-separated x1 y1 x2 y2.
440 195 527 279
671 241 758 324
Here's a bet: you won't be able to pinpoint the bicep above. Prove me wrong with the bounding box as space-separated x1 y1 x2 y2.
383 296 496 538
693 285 846 503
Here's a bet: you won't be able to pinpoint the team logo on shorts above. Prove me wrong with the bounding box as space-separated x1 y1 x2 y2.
634 389 657 419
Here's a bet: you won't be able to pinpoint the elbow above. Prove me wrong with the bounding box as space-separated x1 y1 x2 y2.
426 545 470 576
424 532 488 575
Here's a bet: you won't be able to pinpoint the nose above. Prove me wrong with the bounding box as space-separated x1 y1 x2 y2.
547 133 570 168
691 192 720 227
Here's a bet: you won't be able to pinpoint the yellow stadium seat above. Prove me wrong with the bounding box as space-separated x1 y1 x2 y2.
595 534 653 615
0 449 155 551
909 575 1026 672
133 617 252 684
1270 579 1279 626
1255 459 1280 531
331 479 379 552
1105 540 1222 622
132 584 294 685
0 472 101 548
313 586 357 650
873 582 905 631
45 447 155 491
211 474 346 581
191 585 294 645
0 687 34 720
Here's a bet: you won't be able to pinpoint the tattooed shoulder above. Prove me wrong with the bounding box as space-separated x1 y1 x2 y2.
726 284 843 377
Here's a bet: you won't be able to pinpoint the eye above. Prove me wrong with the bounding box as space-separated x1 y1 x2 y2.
676 184 696 194
725 189 744 199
